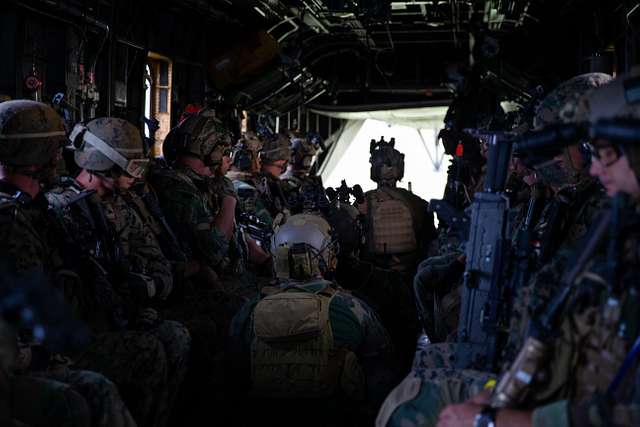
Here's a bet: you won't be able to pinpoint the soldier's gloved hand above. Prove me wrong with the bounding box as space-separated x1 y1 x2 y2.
133 307 160 330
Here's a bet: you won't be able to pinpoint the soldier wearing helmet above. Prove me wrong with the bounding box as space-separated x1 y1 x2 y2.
349 137 435 370
0 100 146 427
149 108 237 284
254 133 292 224
357 137 435 272
229 213 394 425
428 71 640 427
280 135 331 216
376 73 616 427
44 115 192 426
67 117 173 301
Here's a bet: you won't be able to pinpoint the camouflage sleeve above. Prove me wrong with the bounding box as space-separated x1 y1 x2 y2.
0 208 46 273
154 184 228 270
127 207 173 300
330 291 392 357
532 400 570 427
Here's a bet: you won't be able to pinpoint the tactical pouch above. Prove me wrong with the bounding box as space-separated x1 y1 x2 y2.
367 188 417 255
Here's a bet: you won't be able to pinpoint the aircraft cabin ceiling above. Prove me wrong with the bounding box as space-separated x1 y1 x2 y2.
4 0 633 117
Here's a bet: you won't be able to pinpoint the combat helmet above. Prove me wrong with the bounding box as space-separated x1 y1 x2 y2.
70 117 149 178
369 136 404 186
0 100 66 173
232 131 264 172
585 67 640 177
260 134 292 165
290 137 317 173
271 213 338 280
163 108 233 166
534 73 612 129
531 73 612 187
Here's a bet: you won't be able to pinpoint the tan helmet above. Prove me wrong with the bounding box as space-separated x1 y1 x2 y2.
586 67 640 176
163 108 233 166
70 117 149 178
271 213 337 281
260 134 291 164
0 100 65 169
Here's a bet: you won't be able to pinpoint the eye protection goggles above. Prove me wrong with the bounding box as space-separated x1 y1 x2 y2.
69 124 150 179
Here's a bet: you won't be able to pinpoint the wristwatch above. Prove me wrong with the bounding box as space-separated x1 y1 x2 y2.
473 406 497 427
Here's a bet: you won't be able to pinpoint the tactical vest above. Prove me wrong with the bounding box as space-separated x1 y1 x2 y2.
251 281 364 399
366 187 417 255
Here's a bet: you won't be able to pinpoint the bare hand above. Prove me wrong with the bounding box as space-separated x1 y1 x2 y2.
436 402 482 427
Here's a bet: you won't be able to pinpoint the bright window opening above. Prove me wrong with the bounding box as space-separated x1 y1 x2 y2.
320 117 451 203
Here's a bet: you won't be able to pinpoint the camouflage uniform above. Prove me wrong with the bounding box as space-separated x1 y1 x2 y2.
42 178 192 427
377 73 613 426
150 165 228 274
0 184 140 427
64 117 192 426
0 101 137 427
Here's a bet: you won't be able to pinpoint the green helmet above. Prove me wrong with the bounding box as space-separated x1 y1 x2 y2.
532 73 612 188
70 117 149 178
271 213 337 281
163 109 232 166
0 100 65 168
534 73 612 129
260 134 292 164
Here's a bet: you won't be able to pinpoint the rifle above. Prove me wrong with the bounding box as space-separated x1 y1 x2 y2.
455 132 515 371
490 208 612 408
237 210 273 251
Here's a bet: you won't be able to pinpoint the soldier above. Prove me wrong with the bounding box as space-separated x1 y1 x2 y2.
148 109 258 423
58 116 191 427
376 73 613 427
229 213 395 426
352 136 436 369
434 69 640 427
281 135 317 185
150 108 236 286
0 99 137 427
252 134 292 226
280 135 329 215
